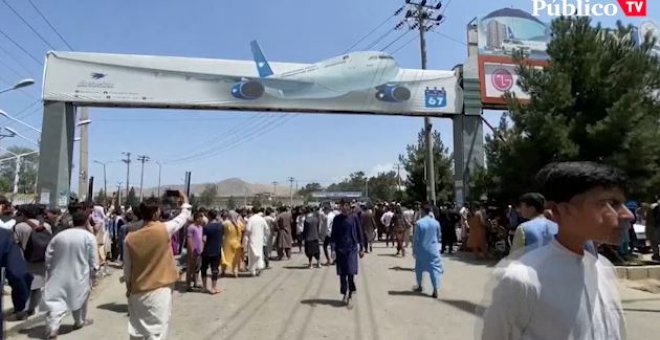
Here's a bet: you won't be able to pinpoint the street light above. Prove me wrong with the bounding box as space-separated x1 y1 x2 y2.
0 78 35 95
0 146 38 195
77 119 92 126
94 160 108 202
0 110 42 134
4 127 39 146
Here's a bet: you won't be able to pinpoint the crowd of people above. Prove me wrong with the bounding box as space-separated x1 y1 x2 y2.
0 161 657 339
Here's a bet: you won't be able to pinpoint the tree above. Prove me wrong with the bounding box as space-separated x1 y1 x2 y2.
227 196 237 210
327 171 368 193
366 171 398 202
399 128 454 204
297 182 323 202
199 184 218 207
94 189 107 205
0 146 38 194
484 17 660 202
124 187 139 208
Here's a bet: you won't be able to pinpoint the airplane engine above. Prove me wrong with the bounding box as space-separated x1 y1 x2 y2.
231 81 265 100
375 84 411 103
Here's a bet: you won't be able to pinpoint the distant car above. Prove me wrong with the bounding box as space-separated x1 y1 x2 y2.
633 223 650 253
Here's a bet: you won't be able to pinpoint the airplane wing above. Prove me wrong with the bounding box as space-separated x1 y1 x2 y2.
144 68 314 91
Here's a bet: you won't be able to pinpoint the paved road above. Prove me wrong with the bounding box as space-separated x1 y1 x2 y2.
8 243 660 340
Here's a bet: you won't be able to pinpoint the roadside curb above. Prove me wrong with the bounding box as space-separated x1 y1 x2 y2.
615 265 660 281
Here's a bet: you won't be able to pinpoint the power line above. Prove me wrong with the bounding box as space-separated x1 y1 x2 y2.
342 6 404 53
364 29 398 50
381 29 413 51
432 30 466 46
26 0 73 50
391 34 418 55
0 44 36 75
2 0 57 50
0 27 43 65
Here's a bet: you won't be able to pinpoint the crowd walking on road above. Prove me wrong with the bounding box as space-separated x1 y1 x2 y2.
0 161 655 339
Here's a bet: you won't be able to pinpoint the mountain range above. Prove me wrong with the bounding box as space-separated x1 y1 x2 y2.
145 177 291 197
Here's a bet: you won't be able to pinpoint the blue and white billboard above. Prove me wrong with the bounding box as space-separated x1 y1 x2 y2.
43 41 462 117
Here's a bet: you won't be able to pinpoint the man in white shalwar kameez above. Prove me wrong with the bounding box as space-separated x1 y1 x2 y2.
481 162 631 340
244 206 267 276
44 211 98 338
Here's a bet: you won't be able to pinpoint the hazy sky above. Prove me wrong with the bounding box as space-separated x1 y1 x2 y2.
0 0 657 192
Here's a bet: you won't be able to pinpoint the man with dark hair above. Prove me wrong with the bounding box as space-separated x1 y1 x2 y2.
0 227 32 332
44 210 98 338
413 204 443 298
302 207 322 268
482 162 630 340
331 199 364 308
201 209 223 294
510 192 558 253
263 207 276 269
275 206 293 260
360 204 377 253
14 204 52 316
0 195 16 230
124 192 191 339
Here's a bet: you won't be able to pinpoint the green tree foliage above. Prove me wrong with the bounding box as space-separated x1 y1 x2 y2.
398 128 454 204
0 146 38 194
124 187 139 208
297 182 323 202
485 17 660 202
199 184 218 207
327 171 368 192
366 171 399 202
227 195 237 210
94 189 107 205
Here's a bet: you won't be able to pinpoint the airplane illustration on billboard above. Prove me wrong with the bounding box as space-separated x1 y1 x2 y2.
220 41 416 102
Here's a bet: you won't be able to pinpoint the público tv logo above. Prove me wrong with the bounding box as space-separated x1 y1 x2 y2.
532 0 647 17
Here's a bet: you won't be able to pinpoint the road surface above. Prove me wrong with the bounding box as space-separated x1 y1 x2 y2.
8 243 660 340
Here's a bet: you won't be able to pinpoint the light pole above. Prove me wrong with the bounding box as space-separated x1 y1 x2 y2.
77 110 91 200
0 78 35 95
3 127 39 146
154 161 163 198
0 110 42 134
93 160 108 202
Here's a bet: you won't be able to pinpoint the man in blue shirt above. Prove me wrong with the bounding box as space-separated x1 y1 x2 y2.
0 227 33 333
511 192 558 252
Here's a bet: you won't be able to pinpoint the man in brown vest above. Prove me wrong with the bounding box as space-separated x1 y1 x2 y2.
123 191 191 340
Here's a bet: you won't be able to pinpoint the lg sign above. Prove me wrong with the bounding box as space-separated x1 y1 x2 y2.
532 0 647 17
491 69 514 92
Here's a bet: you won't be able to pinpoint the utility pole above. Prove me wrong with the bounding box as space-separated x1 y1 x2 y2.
122 152 131 200
272 181 278 200
155 161 163 198
288 177 295 207
404 0 444 205
12 155 21 195
78 107 90 200
137 155 150 201
116 181 123 207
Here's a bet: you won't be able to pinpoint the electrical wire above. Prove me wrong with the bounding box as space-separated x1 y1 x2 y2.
165 114 289 164
162 113 272 163
27 0 73 50
0 27 43 65
390 34 418 55
2 0 57 50
342 6 404 54
364 29 397 50
380 29 413 51
0 44 36 75
432 30 466 46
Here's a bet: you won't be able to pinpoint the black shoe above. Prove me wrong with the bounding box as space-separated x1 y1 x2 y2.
342 293 349 304
369 246 373 252
431 289 438 298
413 286 423 293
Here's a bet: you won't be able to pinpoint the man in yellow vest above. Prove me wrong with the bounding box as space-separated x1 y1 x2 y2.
123 191 191 340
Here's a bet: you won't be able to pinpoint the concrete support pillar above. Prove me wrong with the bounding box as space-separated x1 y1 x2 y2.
37 101 76 208
452 113 484 207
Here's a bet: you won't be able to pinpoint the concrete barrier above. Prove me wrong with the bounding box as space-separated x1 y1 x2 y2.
615 265 660 281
